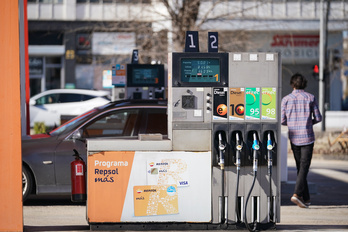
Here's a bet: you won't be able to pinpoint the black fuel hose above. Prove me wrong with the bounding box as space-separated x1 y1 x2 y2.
235 166 241 222
267 132 274 222
244 171 258 232
244 133 259 232
269 165 274 222
235 133 242 223
218 132 226 224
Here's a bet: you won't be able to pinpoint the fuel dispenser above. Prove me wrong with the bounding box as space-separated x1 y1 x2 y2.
85 49 281 230
169 52 281 229
126 63 165 100
169 52 230 225
226 53 281 230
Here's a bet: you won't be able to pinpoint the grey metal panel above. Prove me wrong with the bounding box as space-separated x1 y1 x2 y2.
173 122 211 130
228 53 279 88
87 139 172 154
211 167 223 224
172 87 205 122
225 167 238 223
172 130 211 151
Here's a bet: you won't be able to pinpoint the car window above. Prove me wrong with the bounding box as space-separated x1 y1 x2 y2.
36 94 59 105
144 108 167 135
50 108 99 136
58 93 83 103
82 109 140 138
81 94 95 101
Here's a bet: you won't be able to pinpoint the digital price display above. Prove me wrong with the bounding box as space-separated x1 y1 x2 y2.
181 58 220 83
127 64 164 87
132 68 159 85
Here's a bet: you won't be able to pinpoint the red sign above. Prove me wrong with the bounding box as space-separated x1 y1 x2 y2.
76 164 83 176
271 35 319 47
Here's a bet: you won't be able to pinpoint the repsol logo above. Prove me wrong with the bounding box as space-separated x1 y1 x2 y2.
156 162 168 165
144 189 157 192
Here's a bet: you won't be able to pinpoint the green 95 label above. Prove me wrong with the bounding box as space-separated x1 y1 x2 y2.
245 87 260 120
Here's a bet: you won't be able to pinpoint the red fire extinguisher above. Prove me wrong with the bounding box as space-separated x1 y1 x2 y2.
71 149 86 202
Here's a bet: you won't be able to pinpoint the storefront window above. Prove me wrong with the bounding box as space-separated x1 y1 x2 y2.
29 57 43 75
45 67 61 90
30 78 42 97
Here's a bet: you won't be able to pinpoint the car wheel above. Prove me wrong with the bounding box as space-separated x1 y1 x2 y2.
22 166 33 202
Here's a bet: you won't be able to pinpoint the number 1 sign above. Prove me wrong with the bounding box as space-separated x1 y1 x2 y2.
185 31 199 53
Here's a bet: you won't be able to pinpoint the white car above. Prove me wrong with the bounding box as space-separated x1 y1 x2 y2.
29 89 110 128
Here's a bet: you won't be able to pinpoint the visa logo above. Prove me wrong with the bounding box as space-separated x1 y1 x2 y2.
178 180 189 187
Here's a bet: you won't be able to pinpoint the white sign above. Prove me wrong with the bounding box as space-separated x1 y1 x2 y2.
249 33 320 63
92 32 135 55
112 64 126 87
147 159 190 187
103 70 113 88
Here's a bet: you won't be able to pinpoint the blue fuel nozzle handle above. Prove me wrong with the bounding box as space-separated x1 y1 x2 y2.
267 133 273 150
252 140 260 150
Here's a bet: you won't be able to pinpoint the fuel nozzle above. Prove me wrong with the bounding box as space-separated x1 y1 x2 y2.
235 133 243 171
218 132 226 170
252 133 260 173
267 132 274 175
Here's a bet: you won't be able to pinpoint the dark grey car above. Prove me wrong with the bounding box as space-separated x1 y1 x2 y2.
22 100 168 201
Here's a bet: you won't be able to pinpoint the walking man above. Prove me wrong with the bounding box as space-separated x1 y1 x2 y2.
281 73 322 208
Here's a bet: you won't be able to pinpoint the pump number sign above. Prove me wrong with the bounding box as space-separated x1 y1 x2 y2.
245 87 260 120
261 87 276 120
181 58 220 83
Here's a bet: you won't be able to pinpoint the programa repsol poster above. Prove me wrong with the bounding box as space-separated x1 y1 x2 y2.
229 87 245 120
213 87 228 120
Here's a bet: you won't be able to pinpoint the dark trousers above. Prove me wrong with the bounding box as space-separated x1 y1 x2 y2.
290 142 314 202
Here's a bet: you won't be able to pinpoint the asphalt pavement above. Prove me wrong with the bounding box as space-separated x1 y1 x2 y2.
23 157 348 232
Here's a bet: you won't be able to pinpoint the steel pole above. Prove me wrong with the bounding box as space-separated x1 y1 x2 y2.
319 0 329 131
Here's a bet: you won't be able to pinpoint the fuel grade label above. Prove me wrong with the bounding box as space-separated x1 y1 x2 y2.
261 87 276 120
245 87 260 120
213 87 228 120
229 87 244 120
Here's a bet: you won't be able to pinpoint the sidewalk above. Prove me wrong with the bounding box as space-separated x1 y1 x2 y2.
23 158 348 232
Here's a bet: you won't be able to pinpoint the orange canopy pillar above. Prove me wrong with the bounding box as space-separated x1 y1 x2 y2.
0 1 24 231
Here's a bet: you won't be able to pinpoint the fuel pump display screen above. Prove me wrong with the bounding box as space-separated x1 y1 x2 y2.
127 64 164 87
181 58 220 83
132 68 159 85
172 52 228 87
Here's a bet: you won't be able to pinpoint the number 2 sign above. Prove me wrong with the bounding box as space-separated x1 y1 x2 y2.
208 32 218 52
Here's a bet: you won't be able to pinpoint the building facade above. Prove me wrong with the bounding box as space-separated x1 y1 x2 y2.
27 0 348 110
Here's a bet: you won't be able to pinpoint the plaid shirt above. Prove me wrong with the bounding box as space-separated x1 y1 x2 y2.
281 89 322 146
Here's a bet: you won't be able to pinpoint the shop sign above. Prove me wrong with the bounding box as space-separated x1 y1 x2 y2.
270 34 319 62
92 32 135 55
29 57 43 75
251 33 320 63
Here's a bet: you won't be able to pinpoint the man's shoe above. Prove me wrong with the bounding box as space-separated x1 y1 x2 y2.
304 200 311 206
291 194 308 208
